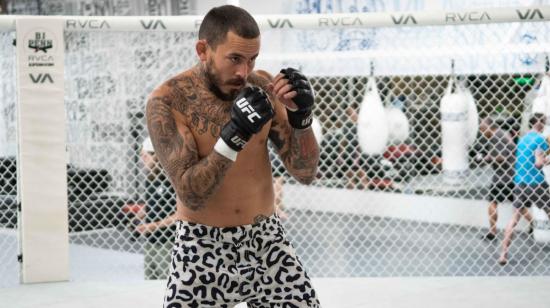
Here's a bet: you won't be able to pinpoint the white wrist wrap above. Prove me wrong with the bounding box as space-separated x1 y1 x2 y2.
214 138 238 161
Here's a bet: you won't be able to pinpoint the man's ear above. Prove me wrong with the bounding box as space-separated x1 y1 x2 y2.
196 39 208 63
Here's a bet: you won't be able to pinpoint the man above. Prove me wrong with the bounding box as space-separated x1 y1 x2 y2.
477 117 516 241
135 137 177 280
146 5 321 307
498 113 550 265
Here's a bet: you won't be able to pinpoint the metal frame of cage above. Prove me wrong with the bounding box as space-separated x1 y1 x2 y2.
0 5 549 284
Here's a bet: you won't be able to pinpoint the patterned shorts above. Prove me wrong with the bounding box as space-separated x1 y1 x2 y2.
163 214 321 308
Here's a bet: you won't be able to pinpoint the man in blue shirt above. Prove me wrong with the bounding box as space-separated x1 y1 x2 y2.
498 113 550 265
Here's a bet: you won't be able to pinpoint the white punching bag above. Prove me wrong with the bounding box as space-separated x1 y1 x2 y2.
533 76 550 136
311 117 324 145
358 77 389 155
462 86 479 147
441 77 469 184
531 76 550 186
386 105 410 145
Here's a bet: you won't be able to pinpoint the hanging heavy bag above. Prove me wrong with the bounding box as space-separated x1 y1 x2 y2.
460 82 479 147
358 77 389 155
440 76 469 184
531 76 550 117
386 103 410 145
311 117 324 145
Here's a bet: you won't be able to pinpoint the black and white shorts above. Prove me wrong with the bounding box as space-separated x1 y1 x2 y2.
164 214 321 308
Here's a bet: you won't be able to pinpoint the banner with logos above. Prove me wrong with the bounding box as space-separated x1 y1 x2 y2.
271 1 550 76
16 18 69 284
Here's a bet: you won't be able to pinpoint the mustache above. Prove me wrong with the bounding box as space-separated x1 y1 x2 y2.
226 78 246 86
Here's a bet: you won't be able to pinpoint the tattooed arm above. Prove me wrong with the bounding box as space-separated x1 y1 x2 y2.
146 93 233 211
251 70 320 184
268 109 320 184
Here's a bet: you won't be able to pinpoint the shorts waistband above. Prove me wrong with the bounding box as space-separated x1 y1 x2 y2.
175 214 281 244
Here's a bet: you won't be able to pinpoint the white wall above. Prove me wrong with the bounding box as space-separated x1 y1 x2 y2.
283 184 530 231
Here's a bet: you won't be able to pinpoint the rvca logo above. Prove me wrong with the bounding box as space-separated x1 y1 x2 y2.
236 98 261 123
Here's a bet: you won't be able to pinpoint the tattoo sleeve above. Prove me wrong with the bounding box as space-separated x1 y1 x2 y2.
250 70 319 183
146 96 232 211
268 116 319 184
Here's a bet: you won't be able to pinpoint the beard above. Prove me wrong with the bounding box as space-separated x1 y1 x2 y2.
204 58 246 101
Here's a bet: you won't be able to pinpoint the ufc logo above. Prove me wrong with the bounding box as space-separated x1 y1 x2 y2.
236 98 261 123
302 114 313 127
230 135 247 148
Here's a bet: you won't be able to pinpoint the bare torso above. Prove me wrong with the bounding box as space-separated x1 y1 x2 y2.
156 66 276 227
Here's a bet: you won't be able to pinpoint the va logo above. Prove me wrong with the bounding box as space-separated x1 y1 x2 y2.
516 9 544 20
28 32 52 53
267 18 293 28
140 19 167 30
29 73 53 84
391 14 417 25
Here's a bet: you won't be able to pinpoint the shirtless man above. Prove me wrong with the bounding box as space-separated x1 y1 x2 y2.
146 5 321 307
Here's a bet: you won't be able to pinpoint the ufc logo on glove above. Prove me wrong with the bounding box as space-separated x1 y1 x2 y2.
230 135 247 148
236 98 261 123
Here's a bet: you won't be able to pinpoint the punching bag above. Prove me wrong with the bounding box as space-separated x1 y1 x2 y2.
386 105 410 145
311 117 324 145
531 76 550 186
462 85 479 147
532 76 550 136
441 77 469 184
358 77 389 155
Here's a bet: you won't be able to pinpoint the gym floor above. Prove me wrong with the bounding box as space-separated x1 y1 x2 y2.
1 277 550 308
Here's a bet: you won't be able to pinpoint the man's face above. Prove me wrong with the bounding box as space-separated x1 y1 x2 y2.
204 31 260 101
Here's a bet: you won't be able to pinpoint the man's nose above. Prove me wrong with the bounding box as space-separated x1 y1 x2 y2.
235 62 251 79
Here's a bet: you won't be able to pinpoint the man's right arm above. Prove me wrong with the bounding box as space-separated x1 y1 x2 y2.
146 95 233 211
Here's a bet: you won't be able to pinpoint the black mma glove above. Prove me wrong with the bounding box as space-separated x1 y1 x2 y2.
215 86 274 161
280 68 315 129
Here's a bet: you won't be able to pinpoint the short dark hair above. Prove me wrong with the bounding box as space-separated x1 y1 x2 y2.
530 113 546 128
198 5 260 49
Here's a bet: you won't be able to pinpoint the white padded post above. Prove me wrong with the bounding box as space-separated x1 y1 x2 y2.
16 18 69 283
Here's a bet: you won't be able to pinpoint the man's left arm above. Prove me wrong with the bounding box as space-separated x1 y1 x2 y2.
254 68 320 184
269 110 319 184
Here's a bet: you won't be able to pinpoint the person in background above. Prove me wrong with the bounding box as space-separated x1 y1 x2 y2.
477 117 516 241
135 137 177 280
498 113 550 265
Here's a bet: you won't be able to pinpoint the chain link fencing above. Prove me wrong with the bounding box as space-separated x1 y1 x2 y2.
2 4 550 286
60 21 550 281
0 30 18 288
